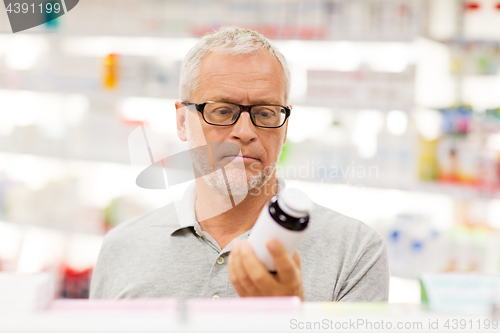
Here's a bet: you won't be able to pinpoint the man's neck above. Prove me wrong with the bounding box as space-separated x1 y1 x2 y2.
194 175 279 250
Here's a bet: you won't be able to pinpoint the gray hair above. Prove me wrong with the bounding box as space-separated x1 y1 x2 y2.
179 26 291 105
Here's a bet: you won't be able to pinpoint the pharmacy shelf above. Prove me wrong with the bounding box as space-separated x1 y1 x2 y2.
2 149 497 202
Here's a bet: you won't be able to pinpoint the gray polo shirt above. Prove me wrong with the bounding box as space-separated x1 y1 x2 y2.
89 178 389 301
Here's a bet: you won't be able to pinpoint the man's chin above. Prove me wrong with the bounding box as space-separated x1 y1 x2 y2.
201 168 268 198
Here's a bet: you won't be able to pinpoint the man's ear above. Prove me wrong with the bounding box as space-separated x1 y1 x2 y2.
283 105 291 144
175 101 187 142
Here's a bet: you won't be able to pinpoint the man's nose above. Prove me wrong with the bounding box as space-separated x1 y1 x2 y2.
230 111 257 142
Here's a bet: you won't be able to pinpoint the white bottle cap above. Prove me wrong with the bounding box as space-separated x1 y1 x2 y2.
278 188 313 218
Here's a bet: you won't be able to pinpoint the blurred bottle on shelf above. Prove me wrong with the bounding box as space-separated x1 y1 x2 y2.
58 265 92 299
436 134 481 185
418 137 440 181
386 213 446 279
103 53 119 90
386 210 500 279
439 105 473 136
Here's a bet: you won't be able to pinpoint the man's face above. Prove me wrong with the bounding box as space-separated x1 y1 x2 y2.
176 50 288 195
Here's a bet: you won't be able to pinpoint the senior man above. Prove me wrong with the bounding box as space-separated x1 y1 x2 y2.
90 26 389 302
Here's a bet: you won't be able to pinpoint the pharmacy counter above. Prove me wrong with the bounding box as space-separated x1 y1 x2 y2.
0 298 498 333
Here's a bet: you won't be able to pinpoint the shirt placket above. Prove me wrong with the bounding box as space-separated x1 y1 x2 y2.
192 224 227 299
193 224 252 299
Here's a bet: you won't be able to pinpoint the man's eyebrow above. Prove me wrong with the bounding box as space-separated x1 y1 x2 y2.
209 96 283 105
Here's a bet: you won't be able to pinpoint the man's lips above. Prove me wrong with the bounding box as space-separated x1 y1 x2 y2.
222 155 260 162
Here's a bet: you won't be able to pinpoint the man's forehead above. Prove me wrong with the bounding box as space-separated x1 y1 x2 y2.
201 49 279 67
195 51 286 105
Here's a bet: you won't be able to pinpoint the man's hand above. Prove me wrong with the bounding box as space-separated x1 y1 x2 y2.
228 238 304 301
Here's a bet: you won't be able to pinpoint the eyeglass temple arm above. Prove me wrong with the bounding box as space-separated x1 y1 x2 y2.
181 102 205 112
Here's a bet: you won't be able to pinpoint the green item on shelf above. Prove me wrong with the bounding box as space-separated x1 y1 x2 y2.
420 279 429 310
420 274 500 314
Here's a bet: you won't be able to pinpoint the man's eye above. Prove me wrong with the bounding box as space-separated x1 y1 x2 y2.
255 109 276 118
212 108 233 115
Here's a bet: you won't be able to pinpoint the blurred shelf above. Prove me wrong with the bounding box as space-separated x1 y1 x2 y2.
0 87 179 104
2 148 498 200
287 177 499 200
363 179 499 200
0 30 419 42
0 220 105 237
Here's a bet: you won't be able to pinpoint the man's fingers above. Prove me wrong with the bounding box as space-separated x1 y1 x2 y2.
266 239 298 284
229 239 303 299
228 242 248 296
229 241 260 296
292 251 301 270
238 241 276 293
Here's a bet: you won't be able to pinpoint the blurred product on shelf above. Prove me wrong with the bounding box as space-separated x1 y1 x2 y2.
417 104 500 192
59 265 92 299
439 105 473 136
485 107 500 120
103 53 119 90
418 137 440 181
386 212 500 279
420 273 500 314
448 40 500 75
386 213 446 279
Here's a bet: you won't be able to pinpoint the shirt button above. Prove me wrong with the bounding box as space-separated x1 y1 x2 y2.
216 256 224 265
212 294 220 300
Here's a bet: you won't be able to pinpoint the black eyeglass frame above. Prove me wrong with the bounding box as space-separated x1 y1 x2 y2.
182 101 291 128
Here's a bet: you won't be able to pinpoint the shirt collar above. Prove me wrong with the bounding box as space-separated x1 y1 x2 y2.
169 177 286 236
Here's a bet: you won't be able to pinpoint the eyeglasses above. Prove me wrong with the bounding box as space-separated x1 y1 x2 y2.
182 101 291 128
